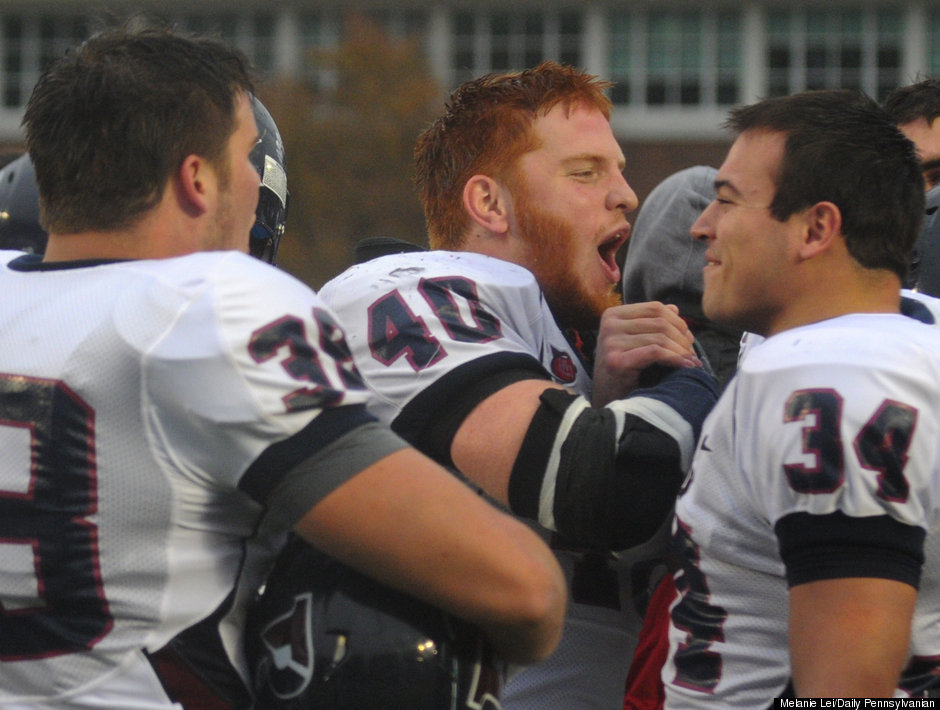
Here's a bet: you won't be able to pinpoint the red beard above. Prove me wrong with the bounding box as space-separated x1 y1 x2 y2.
513 188 621 331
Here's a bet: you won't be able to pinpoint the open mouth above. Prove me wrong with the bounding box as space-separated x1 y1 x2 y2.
598 227 629 280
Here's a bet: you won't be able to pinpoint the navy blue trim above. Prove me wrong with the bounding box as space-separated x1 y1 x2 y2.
8 253 128 271
901 294 937 325
630 366 720 443
146 584 251 710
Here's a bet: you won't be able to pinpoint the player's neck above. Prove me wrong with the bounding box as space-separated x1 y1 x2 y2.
765 269 902 337
43 229 141 262
42 199 204 262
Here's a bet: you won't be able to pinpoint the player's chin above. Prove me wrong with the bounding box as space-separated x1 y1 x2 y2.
603 287 623 310
701 294 732 328
583 288 621 326
588 280 621 311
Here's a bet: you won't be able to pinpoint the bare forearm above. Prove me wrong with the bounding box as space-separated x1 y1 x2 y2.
294 447 567 664
469 515 568 663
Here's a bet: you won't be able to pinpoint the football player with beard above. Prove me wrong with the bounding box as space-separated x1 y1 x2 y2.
0 28 567 709
315 61 720 709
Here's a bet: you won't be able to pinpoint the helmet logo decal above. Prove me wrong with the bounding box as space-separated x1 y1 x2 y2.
258 592 315 699
549 346 577 383
262 154 288 209
464 637 504 709
249 543 511 708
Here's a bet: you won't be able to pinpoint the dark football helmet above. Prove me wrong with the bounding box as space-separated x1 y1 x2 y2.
249 94 289 264
909 184 940 297
246 537 506 709
0 152 47 254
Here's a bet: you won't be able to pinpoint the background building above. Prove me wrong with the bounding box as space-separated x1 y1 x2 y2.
1 0 935 284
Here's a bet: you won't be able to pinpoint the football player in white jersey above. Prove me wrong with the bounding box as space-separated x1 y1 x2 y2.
662 89 940 706
884 77 940 193
0 27 568 710
316 62 720 709
883 79 940 297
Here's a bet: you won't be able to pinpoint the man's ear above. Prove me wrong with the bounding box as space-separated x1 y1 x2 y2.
462 175 511 235
799 201 842 260
176 154 212 216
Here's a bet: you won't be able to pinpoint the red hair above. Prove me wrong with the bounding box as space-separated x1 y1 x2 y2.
414 61 612 250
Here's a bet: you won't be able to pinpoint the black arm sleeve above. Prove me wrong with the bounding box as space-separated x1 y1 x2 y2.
510 366 719 550
775 510 925 589
392 351 551 466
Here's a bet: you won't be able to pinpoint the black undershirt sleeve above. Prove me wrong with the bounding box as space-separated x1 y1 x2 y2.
392 351 552 466
775 510 925 589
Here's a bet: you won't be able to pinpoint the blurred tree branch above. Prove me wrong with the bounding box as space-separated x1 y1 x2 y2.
258 14 442 288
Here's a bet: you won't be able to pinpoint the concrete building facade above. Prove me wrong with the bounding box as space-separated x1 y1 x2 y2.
1 1 936 202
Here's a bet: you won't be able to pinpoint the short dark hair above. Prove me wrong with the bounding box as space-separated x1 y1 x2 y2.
23 26 254 233
883 78 940 126
726 89 924 280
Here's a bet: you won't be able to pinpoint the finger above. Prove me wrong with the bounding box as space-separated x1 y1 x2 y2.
602 303 693 340
601 343 700 373
601 322 696 355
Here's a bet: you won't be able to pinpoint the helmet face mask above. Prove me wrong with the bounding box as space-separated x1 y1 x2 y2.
246 539 506 710
249 95 289 264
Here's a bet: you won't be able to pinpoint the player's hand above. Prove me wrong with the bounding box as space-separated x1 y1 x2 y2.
592 301 700 406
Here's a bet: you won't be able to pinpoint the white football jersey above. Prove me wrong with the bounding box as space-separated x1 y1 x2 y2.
320 250 646 710
0 250 388 709
320 249 594 423
663 310 940 707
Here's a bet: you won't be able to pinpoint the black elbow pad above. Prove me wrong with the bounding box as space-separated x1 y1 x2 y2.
509 367 718 550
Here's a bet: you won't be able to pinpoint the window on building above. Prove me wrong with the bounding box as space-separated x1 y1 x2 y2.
300 9 426 90
249 13 277 75
366 8 427 40
451 9 582 86
3 14 93 108
0 9 286 112
767 7 901 101
608 7 741 108
299 11 341 89
178 12 277 75
180 13 237 43
927 8 940 78
608 13 631 105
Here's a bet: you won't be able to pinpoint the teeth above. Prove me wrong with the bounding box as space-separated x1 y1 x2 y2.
602 231 623 248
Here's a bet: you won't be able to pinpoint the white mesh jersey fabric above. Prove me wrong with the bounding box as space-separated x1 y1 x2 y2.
322 249 649 710
664 311 940 707
0 250 371 707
